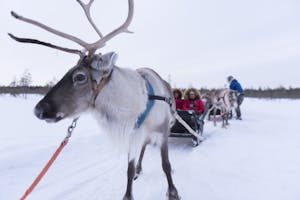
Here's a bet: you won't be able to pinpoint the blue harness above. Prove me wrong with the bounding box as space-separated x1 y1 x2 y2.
134 79 171 129
134 80 155 129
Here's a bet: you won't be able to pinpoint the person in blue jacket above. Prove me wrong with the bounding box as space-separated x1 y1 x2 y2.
227 75 244 119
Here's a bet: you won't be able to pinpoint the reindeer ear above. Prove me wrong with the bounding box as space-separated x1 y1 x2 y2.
91 52 118 76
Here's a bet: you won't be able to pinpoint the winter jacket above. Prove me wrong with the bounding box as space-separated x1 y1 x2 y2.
175 98 184 109
229 79 244 93
182 99 205 114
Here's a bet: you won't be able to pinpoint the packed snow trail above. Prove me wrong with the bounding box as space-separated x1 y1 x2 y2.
1 95 300 200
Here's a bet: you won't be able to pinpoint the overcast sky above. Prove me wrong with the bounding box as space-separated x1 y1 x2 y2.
1 0 300 88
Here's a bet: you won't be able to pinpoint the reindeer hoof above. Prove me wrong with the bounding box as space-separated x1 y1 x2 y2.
123 195 134 200
134 167 142 180
134 171 142 180
167 188 180 200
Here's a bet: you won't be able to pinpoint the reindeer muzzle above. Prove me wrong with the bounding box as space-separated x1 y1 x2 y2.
34 101 64 123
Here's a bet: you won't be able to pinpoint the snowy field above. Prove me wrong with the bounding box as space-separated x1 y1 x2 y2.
1 95 300 200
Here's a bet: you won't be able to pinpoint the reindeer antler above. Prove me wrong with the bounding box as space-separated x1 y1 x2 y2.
10 11 90 50
88 0 134 53
9 0 134 56
8 33 84 56
76 0 103 39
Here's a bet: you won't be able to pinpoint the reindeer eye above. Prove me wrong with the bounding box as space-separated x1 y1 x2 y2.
73 72 87 84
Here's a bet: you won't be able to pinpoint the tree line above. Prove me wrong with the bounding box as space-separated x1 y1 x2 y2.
1 70 300 99
1 86 300 99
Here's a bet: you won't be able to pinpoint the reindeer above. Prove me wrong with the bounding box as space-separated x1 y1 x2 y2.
9 0 180 199
202 89 237 128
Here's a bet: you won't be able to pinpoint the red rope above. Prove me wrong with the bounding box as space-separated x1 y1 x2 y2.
20 140 69 200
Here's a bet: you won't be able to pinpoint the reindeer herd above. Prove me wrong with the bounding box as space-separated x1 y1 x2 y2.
9 0 241 199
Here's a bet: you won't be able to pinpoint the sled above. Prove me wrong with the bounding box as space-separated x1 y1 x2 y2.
207 105 233 121
170 110 203 138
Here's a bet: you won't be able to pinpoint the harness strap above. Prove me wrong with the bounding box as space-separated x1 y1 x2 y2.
148 95 172 105
91 70 113 106
218 90 229 108
134 79 155 129
93 77 109 103
134 79 171 129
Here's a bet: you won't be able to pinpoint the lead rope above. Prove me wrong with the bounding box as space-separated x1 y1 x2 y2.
20 117 79 200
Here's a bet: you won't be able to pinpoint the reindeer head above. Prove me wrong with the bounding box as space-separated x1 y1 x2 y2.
9 0 133 122
34 52 118 122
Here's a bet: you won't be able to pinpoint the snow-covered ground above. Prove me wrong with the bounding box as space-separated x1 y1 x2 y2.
1 95 300 200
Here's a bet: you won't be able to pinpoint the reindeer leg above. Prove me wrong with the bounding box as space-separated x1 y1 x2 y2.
226 112 229 125
222 113 225 128
224 115 228 128
213 108 217 127
221 107 229 128
123 159 136 200
220 108 225 128
134 143 148 180
161 140 180 200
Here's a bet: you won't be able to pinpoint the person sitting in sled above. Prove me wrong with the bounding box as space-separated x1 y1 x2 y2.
182 88 205 146
182 88 205 114
173 88 184 110
227 75 244 120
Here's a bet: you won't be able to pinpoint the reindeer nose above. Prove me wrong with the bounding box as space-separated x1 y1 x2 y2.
34 102 51 119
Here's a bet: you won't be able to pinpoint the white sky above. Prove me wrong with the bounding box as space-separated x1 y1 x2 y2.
1 0 300 88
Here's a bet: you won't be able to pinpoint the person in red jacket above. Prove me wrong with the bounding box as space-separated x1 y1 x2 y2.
173 88 184 109
182 88 205 114
182 88 205 146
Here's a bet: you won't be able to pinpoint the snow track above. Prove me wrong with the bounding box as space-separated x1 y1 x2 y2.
1 95 300 200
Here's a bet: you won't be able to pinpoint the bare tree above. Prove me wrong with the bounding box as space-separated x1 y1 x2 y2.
19 69 32 98
19 69 32 87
